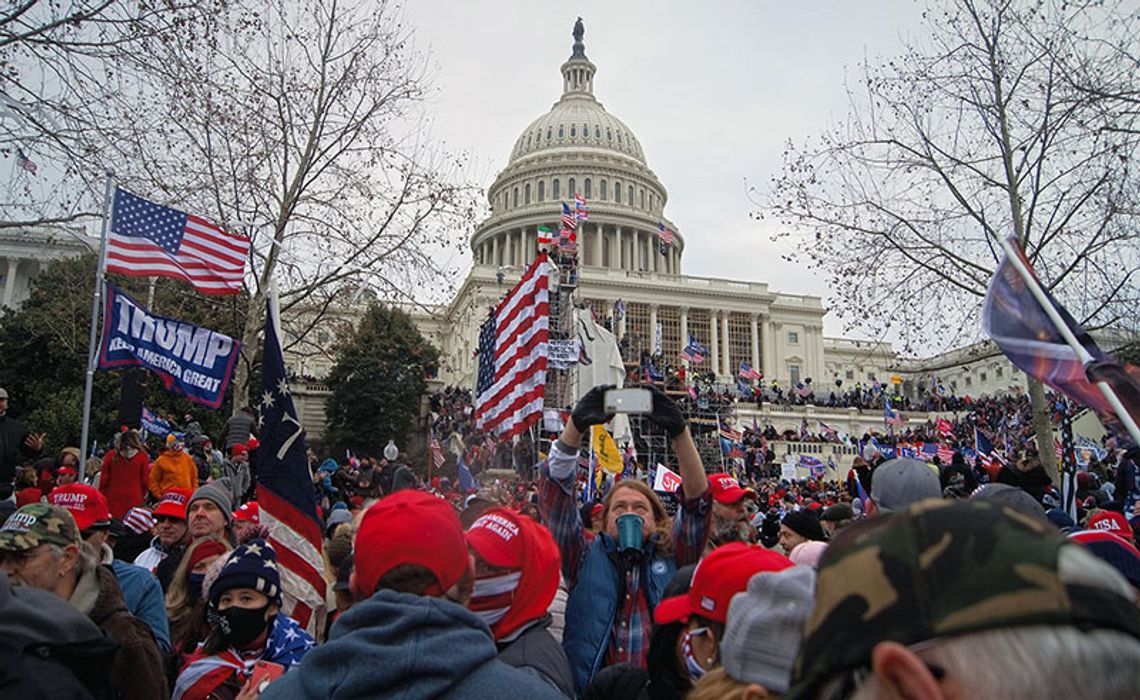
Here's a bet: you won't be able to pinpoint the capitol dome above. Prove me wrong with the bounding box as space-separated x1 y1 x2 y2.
472 20 683 276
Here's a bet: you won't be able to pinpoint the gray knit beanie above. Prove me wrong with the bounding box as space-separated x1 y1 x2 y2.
189 479 233 524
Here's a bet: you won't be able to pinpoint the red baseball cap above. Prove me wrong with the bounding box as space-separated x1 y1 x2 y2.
231 443 248 457
653 542 793 625
353 491 468 599
233 501 259 524
56 466 78 477
1088 511 1134 539
153 487 193 520
466 508 525 569
707 473 752 505
48 484 111 532
246 438 260 451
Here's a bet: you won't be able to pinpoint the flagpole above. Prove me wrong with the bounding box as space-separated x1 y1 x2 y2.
79 172 115 472
996 237 1140 448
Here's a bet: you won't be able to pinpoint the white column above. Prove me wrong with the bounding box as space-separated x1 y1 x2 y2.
750 313 760 374
518 229 526 265
709 310 719 380
649 232 658 274
679 306 689 369
2 259 19 307
649 303 659 354
593 223 603 267
762 316 776 380
616 227 624 269
721 311 731 377
491 235 499 267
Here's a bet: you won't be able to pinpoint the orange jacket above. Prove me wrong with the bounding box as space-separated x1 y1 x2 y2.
147 449 199 499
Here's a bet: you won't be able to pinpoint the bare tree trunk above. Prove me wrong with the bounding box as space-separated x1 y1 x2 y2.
1027 378 1058 484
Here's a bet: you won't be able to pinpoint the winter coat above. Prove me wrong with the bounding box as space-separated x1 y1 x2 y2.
0 411 38 484
222 412 257 451
563 534 674 695
70 552 167 700
100 448 150 518
260 589 566 700
497 617 575 698
148 449 199 499
110 557 171 653
220 460 250 505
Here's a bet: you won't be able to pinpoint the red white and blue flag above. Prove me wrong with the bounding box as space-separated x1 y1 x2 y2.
561 202 577 230
680 335 706 363
574 194 588 220
657 222 674 246
974 428 1002 471
936 417 955 440
739 361 762 380
107 187 249 295
256 288 326 634
475 253 553 437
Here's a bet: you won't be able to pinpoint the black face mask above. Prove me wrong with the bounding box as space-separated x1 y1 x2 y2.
219 604 273 648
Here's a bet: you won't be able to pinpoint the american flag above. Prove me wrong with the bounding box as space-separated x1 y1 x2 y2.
561 202 577 230
680 335 706 363
574 194 588 220
884 397 905 426
975 428 1002 471
718 422 742 443
657 222 674 246
936 417 955 440
255 288 326 634
739 360 762 380
107 188 249 295
430 435 446 471
937 444 956 464
475 253 553 438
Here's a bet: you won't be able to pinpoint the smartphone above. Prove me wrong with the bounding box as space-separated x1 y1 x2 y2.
604 388 652 414
250 660 286 692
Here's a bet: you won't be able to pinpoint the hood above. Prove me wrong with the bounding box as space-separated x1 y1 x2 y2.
490 516 560 641
71 552 129 626
286 590 499 697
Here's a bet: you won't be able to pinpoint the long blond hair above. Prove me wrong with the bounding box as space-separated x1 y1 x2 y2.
687 667 758 700
165 535 232 624
600 480 674 556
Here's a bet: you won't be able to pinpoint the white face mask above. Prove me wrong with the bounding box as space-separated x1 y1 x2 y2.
121 447 138 459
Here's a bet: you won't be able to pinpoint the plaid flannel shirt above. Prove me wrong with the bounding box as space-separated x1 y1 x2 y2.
538 441 711 671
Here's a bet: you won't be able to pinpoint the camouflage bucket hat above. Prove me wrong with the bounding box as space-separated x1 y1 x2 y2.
788 498 1140 699
0 504 82 552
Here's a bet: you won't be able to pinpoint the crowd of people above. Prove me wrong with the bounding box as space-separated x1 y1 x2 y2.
1 379 1139 699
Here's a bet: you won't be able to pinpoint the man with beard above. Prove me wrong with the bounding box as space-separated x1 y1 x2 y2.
704 473 757 552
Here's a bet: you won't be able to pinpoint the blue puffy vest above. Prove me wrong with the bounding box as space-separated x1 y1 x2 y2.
562 532 675 694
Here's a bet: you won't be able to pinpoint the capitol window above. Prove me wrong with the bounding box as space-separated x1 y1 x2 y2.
584 178 591 198
627 186 633 205
554 179 561 198
790 365 801 385
570 125 576 138
558 125 564 138
547 127 552 141
614 181 621 201
513 187 519 208
617 132 623 145
524 183 531 204
569 177 576 197
538 181 545 202
600 179 607 200
788 331 799 344
845 370 854 380
607 128 613 141
527 134 532 147
640 189 645 209
595 126 601 140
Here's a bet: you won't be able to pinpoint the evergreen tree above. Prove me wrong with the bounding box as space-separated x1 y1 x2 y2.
324 303 439 457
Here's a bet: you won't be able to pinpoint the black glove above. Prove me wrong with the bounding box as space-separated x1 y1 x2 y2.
759 509 781 549
572 384 616 433
646 385 687 439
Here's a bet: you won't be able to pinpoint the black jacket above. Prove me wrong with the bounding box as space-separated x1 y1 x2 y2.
0 412 37 484
497 618 575 698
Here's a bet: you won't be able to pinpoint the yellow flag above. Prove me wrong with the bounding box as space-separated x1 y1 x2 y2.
592 425 624 475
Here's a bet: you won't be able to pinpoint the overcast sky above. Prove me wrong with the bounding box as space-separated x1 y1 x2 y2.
405 0 929 339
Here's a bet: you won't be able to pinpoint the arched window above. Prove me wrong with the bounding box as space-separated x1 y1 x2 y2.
527 133 532 147
614 180 621 202
558 125 564 138
569 177 576 198
538 180 545 202
524 183 531 205
617 132 623 145
600 179 607 200
628 186 634 205
640 189 645 209
546 127 552 141
570 125 576 138
513 187 519 208
607 128 613 142
553 179 561 199
595 126 601 140
584 178 592 199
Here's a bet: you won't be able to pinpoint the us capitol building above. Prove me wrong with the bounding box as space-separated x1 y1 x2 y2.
392 24 897 395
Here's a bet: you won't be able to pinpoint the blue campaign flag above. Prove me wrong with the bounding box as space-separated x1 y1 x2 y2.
98 282 239 409
458 455 479 492
140 407 176 438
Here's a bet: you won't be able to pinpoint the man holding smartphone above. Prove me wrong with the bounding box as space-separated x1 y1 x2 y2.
538 384 711 694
